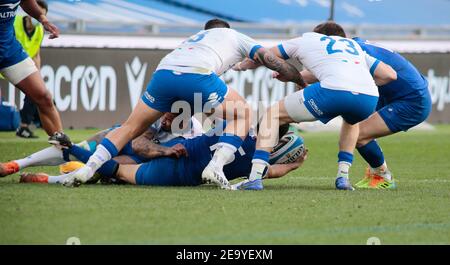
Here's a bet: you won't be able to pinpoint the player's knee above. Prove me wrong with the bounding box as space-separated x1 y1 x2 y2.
34 90 54 109
357 133 371 147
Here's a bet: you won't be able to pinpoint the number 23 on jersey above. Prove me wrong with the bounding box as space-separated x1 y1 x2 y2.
320 36 359 56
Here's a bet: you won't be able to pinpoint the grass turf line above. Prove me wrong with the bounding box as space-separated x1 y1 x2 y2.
0 126 449 244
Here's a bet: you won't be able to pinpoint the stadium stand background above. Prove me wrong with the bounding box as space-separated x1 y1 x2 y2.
3 0 450 129
26 0 450 39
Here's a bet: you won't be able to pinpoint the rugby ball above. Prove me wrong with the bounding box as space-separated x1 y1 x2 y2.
269 133 305 164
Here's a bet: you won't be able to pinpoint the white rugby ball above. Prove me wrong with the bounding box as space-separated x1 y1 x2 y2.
269 133 305 164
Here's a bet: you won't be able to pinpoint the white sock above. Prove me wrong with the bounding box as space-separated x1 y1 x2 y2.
15 146 65 169
373 162 392 181
249 159 269 181
337 162 351 179
85 144 111 172
210 143 237 169
48 172 74 184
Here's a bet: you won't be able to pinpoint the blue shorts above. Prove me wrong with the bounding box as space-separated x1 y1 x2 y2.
135 157 182 186
134 138 200 186
377 92 432 132
303 83 378 125
0 39 28 69
141 69 228 113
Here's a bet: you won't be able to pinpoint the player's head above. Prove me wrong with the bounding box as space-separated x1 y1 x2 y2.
313 21 346 38
161 112 178 131
160 112 192 133
37 0 48 15
204 18 230 30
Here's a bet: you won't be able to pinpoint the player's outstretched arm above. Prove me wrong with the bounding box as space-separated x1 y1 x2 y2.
253 48 307 88
233 58 261 71
273 69 316 90
131 130 188 159
267 149 308 179
233 44 289 72
372 61 397 86
20 0 59 39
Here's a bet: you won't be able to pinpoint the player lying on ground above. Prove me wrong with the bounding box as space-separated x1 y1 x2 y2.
0 0 70 145
59 18 307 190
313 22 432 189
0 113 203 180
232 22 397 191
20 123 308 188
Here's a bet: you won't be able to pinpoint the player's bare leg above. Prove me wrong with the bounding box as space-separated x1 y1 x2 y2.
355 112 396 189
234 100 293 190
15 71 63 136
62 100 163 187
201 88 252 189
335 120 359 190
103 101 162 151
358 112 393 145
12 70 71 147
222 89 252 139
236 91 316 190
115 164 140 184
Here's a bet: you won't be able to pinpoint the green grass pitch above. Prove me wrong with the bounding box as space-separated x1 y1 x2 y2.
1 126 450 244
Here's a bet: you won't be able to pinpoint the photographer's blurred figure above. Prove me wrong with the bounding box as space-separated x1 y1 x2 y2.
14 0 47 138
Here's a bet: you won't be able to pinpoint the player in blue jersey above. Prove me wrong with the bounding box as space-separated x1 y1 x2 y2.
0 0 70 145
313 22 432 189
1 113 201 182
19 123 308 187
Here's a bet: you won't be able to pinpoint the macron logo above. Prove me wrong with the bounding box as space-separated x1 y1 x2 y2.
143 91 155 103
207 92 219 103
125 57 148 109
307 99 323 116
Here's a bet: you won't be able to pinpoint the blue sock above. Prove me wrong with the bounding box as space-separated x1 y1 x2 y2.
218 134 243 150
68 145 118 178
357 140 385 168
97 160 119 177
100 138 119 158
338 151 353 164
253 149 270 164
68 145 92 163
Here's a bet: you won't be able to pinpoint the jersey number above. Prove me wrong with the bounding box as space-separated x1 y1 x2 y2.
320 36 359 56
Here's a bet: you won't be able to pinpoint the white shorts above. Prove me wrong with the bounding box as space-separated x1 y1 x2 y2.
284 89 317 123
0 57 37 85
